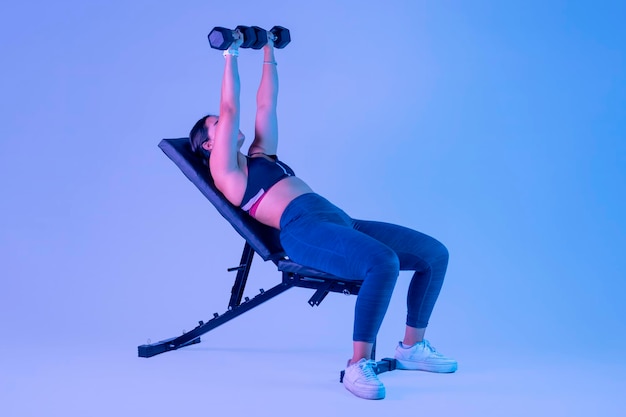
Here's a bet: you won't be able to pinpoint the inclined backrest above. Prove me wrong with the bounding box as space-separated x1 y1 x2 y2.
158 138 286 261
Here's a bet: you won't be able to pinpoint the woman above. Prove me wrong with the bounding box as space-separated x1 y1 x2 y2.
189 32 457 400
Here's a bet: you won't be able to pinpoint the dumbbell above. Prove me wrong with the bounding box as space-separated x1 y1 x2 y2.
208 25 258 50
208 25 291 50
254 25 291 49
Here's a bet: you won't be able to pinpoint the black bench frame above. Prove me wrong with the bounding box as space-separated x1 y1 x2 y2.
137 138 396 379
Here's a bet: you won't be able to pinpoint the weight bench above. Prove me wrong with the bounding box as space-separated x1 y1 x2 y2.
138 138 397 380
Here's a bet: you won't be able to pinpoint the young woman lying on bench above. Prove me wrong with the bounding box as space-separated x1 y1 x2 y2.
188 29 457 400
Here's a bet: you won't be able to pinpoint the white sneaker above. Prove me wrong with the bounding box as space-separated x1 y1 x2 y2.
394 340 458 373
342 359 386 400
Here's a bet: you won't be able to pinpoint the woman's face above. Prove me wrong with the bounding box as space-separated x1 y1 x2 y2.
202 115 245 151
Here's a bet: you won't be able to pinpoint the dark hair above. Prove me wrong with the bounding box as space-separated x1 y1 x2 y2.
189 114 217 162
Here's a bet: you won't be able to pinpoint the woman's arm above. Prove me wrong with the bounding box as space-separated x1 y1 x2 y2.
211 38 247 204
249 37 279 156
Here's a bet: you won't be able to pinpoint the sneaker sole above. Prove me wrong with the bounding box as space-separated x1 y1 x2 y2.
394 359 458 373
344 383 386 400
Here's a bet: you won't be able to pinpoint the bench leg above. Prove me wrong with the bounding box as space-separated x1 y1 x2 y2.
138 282 293 358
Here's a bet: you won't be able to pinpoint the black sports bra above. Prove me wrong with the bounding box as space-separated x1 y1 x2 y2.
240 155 295 213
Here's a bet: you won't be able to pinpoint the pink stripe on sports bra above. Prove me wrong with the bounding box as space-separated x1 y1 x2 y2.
248 190 268 218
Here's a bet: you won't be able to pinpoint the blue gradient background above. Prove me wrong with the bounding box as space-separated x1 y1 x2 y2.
1 1 624 415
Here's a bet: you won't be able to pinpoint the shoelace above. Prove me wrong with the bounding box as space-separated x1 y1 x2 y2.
357 360 380 381
422 340 445 357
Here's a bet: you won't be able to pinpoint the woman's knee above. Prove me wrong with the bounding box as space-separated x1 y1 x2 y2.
436 240 449 265
366 247 400 277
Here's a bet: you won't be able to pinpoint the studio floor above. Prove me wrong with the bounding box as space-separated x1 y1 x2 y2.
2 340 623 416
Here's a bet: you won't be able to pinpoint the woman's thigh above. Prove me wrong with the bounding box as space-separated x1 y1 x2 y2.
352 220 449 271
280 218 399 280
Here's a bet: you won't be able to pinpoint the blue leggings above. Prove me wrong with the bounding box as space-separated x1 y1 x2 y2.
279 193 449 343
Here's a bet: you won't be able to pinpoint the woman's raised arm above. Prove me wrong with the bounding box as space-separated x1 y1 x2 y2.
249 37 279 156
210 36 247 203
